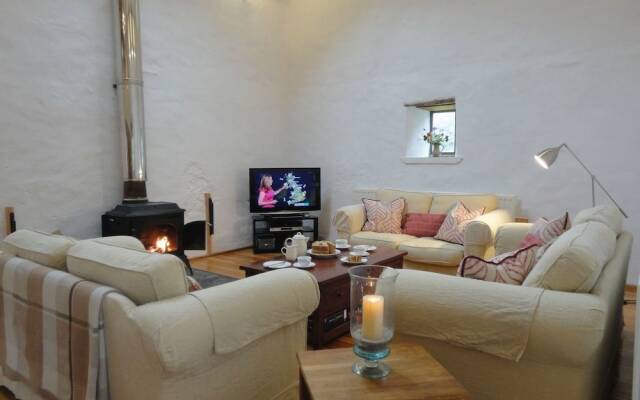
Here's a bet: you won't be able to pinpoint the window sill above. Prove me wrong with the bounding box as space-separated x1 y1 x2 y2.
402 156 463 165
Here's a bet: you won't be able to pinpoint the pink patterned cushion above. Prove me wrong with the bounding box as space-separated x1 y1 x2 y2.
362 198 406 234
403 213 447 237
520 212 571 248
457 244 540 285
434 201 485 245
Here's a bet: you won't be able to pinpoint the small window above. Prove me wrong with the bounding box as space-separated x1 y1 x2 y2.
430 110 456 155
403 98 457 160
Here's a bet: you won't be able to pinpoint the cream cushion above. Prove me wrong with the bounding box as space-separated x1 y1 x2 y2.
1 229 76 270
574 205 623 235
91 236 146 251
376 189 433 214
399 237 464 266
67 240 187 305
430 194 498 214
350 231 416 249
523 222 616 292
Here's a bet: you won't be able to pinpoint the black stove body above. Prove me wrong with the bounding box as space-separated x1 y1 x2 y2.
101 202 192 273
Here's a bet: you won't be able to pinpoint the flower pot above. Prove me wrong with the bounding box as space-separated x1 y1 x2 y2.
431 144 441 157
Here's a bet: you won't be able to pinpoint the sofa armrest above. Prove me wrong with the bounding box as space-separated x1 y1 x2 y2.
494 222 533 255
464 209 514 258
395 270 606 366
333 204 366 239
127 269 319 373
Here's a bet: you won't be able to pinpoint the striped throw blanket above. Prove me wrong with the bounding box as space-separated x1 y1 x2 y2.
0 253 115 400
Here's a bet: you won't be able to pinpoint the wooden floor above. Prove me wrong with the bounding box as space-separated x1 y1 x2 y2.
0 248 635 399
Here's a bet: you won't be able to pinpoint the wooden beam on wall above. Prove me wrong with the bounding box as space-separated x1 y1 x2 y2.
404 97 456 108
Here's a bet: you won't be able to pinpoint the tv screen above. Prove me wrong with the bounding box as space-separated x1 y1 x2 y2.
250 168 321 213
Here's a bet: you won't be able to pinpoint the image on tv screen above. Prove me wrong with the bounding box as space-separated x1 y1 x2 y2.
251 168 320 212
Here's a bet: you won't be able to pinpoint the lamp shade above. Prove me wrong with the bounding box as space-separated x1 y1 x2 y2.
534 146 562 169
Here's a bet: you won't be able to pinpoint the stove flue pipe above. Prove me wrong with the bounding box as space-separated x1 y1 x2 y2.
114 0 147 202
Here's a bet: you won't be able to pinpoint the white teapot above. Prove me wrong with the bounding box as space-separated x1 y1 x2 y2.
285 232 309 256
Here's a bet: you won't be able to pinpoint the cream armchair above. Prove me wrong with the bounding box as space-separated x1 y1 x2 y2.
333 189 516 274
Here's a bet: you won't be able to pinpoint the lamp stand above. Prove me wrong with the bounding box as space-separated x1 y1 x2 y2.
559 144 628 218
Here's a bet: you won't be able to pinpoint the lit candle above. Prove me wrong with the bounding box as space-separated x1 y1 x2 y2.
362 294 384 342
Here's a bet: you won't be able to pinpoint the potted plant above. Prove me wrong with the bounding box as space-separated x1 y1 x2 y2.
423 129 449 157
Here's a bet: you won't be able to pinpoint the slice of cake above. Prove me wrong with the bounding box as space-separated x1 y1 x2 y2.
312 240 336 255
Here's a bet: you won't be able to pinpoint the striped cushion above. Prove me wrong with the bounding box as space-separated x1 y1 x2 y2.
520 212 571 248
362 198 406 234
434 201 484 245
458 244 540 285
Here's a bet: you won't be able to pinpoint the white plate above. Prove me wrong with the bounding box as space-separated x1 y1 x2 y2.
307 249 341 258
293 262 316 269
353 245 377 252
263 260 292 269
335 244 351 250
340 256 368 266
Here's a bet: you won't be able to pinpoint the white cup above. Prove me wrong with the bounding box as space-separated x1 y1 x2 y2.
281 245 297 261
335 239 348 248
353 245 369 253
297 255 312 267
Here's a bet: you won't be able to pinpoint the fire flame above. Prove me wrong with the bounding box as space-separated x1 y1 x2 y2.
149 236 171 253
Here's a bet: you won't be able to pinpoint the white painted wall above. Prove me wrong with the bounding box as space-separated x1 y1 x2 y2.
0 0 287 251
282 0 640 283
1 0 639 283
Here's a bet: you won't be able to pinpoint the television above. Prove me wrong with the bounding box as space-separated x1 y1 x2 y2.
250 168 321 213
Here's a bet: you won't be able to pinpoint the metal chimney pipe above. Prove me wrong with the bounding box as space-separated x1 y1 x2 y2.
114 0 147 202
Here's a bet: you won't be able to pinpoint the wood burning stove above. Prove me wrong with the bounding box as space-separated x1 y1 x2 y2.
101 202 192 274
101 0 193 275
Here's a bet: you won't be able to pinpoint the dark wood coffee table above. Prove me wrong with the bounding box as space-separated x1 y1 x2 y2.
240 246 407 349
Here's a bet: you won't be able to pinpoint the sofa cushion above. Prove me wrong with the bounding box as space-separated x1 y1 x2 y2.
67 240 188 305
362 198 405 234
430 194 498 214
350 231 416 249
458 244 539 284
523 221 616 293
403 213 447 237
520 212 571 248
398 237 464 266
575 205 623 235
90 236 146 251
434 201 485 245
1 229 76 270
376 189 433 214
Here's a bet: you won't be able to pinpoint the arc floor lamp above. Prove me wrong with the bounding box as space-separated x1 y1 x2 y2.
534 143 628 218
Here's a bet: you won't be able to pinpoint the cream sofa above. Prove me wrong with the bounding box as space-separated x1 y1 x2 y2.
333 189 516 274
0 231 320 400
393 207 632 400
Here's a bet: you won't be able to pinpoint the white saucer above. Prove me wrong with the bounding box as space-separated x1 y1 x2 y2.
293 262 316 269
307 249 341 258
340 256 368 266
263 260 292 269
335 244 351 250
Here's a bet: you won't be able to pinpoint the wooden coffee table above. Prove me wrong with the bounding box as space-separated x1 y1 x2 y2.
297 343 471 400
240 246 407 349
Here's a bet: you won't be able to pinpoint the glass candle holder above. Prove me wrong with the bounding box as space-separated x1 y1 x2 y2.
348 265 399 379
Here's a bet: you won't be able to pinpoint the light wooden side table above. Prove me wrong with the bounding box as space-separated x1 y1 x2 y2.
297 343 470 400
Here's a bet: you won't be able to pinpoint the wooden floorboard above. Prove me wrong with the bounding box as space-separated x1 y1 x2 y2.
1 248 635 399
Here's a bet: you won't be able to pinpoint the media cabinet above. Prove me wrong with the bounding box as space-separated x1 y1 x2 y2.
252 214 319 253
